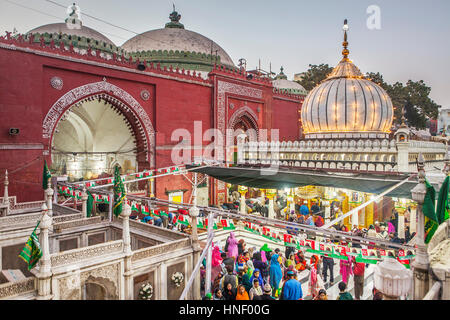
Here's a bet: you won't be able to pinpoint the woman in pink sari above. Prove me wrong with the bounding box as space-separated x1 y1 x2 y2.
339 256 353 284
211 244 223 283
226 232 239 259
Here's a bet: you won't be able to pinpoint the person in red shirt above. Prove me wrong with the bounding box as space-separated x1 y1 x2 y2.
352 257 365 300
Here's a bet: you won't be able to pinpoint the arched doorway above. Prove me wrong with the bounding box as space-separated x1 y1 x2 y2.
52 98 137 181
44 81 155 182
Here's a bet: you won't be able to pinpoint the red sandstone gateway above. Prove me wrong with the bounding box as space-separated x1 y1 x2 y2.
0 7 304 204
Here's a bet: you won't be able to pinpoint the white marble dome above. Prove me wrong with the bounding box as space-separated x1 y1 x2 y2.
301 59 393 138
301 29 394 139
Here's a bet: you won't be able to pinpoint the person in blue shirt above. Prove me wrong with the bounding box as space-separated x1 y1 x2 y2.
282 270 303 300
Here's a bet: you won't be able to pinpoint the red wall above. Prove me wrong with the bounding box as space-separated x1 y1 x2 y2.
0 39 303 204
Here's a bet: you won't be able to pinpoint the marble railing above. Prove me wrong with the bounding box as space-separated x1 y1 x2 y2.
53 216 102 232
50 240 124 267
53 203 81 216
126 218 187 240
131 238 191 262
52 213 84 224
0 212 43 229
0 277 36 299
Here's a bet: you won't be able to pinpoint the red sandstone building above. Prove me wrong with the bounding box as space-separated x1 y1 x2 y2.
0 7 304 205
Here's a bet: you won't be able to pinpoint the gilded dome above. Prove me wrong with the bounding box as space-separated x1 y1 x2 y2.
301 22 393 139
121 9 235 69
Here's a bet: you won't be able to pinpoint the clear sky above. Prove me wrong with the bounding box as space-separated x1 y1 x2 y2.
1 0 449 107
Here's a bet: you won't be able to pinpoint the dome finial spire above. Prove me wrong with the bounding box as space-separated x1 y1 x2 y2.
166 4 184 29
65 3 82 30
342 19 349 61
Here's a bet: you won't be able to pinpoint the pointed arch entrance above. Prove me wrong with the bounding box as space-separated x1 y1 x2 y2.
43 80 155 180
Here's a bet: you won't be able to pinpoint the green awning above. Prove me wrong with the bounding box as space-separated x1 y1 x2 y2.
187 165 424 198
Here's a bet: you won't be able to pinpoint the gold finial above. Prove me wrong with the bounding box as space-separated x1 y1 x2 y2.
342 19 349 61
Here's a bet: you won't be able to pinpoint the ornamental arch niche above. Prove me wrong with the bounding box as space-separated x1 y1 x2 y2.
43 81 155 181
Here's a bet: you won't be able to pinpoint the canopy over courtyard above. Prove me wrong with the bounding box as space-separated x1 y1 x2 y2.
186 165 437 199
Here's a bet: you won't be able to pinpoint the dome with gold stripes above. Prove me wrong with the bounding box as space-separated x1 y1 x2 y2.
301 21 394 139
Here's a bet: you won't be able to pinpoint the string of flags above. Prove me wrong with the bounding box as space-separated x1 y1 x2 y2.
63 165 184 189
243 221 415 269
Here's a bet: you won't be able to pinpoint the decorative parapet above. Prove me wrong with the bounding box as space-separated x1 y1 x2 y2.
27 31 122 55
52 213 84 223
209 64 273 86
53 216 102 232
0 212 43 229
0 277 36 299
0 32 210 86
272 87 305 100
130 49 225 72
53 203 81 216
131 238 191 262
126 217 187 240
50 240 123 267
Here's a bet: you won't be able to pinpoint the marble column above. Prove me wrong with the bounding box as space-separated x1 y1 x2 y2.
323 200 331 224
36 203 53 300
189 206 201 300
410 154 430 300
45 186 54 217
205 211 214 294
238 186 248 214
81 186 88 217
398 212 405 239
410 204 417 234
2 170 9 216
121 200 133 299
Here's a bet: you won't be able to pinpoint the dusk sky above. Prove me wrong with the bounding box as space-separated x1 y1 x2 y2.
1 0 449 107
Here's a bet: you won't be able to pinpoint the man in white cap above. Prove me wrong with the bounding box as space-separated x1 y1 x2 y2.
255 283 276 300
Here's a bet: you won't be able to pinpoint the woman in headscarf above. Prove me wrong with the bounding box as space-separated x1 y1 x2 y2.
249 278 263 300
308 255 322 299
226 232 238 259
339 255 353 284
213 288 225 300
249 268 264 287
236 284 250 300
286 253 296 268
211 244 223 285
241 265 253 293
295 250 307 272
269 253 283 296
222 282 236 300
252 252 268 282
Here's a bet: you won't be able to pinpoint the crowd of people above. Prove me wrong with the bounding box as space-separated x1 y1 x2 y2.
199 231 384 301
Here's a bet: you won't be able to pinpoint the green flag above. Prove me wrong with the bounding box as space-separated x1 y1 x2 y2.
423 179 439 244
436 176 450 224
42 160 51 190
86 189 94 218
18 221 43 270
113 166 126 217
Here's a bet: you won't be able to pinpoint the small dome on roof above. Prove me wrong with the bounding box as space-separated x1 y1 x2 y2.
272 67 307 95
